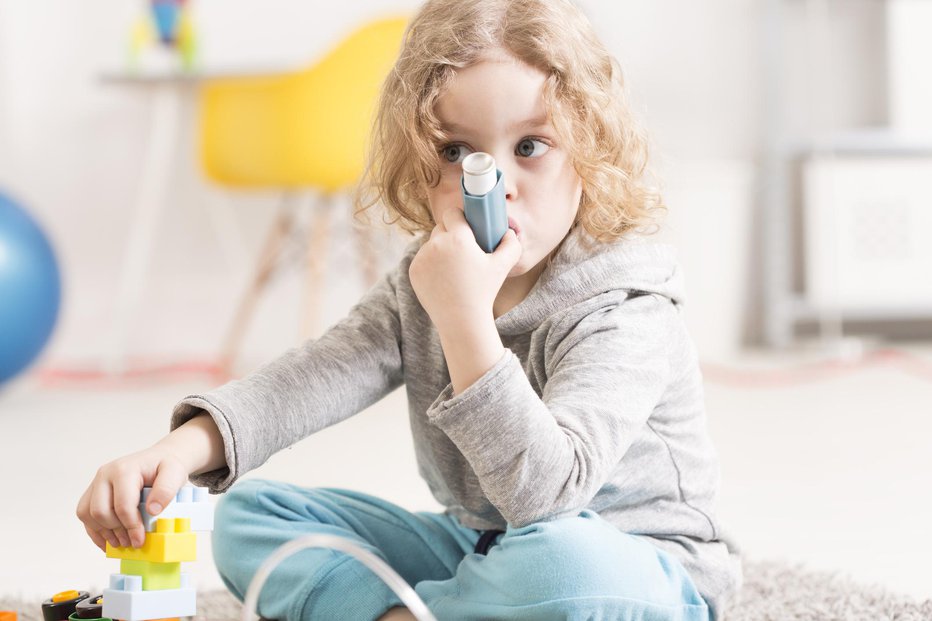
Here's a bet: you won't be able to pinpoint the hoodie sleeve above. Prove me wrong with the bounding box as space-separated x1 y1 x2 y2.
425 293 674 527
170 267 405 493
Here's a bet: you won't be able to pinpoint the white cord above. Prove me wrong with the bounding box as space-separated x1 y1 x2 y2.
240 533 438 621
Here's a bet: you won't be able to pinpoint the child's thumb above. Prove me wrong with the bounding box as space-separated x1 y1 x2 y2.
146 461 186 516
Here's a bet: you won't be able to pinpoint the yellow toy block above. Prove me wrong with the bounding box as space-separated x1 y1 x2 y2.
120 559 182 590
106 518 196 563
52 590 82 603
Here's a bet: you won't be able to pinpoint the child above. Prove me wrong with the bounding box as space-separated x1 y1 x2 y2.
76 0 742 619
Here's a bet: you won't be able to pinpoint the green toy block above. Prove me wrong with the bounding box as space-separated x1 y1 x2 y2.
119 559 182 590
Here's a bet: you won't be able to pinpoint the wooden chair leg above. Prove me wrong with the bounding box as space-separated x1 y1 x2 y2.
301 194 333 341
220 196 294 375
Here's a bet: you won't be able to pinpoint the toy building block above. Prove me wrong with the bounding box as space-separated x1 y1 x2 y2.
119 559 182 590
97 488 213 621
71 602 177 621
41 591 90 621
71 594 107 620
0 612 17 621
139 486 213 532
106 518 196 563
102 573 196 621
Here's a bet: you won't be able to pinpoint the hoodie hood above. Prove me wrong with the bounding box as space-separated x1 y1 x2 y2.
495 226 685 335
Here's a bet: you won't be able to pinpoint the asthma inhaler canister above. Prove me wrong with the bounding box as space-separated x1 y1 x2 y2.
461 152 508 253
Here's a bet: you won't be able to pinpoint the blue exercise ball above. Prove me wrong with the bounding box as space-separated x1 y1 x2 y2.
0 192 61 385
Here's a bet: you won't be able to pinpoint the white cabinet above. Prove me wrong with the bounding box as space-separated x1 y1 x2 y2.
803 156 932 316
761 0 932 346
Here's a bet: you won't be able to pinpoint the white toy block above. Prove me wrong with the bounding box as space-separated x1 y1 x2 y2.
103 572 196 621
140 485 214 532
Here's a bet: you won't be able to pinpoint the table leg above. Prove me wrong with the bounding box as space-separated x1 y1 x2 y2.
104 86 181 375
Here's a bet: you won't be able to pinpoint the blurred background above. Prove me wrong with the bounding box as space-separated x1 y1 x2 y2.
1 0 930 608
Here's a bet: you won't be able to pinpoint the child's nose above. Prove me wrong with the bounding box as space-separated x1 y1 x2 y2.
497 161 518 201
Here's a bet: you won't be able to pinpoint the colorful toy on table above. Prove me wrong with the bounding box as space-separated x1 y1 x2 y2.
101 485 213 621
0 611 17 621
128 0 197 71
40 590 89 621
72 594 113 620
138 486 213 532
72 593 160 621
39 589 180 621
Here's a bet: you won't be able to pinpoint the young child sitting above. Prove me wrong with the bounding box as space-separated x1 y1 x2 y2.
76 0 742 619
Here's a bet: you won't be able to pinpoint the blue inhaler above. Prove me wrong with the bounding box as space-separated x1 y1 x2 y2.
461 152 508 253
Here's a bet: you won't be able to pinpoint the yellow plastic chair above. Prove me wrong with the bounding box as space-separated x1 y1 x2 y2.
198 16 407 373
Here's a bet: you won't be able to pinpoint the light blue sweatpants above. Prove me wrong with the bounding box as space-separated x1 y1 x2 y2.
213 479 709 621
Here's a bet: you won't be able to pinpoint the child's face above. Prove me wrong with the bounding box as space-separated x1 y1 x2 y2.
428 48 583 278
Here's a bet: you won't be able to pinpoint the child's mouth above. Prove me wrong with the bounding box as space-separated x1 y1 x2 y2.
508 217 521 238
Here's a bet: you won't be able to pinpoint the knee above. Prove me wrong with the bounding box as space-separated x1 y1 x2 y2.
503 510 634 563
499 511 704 607
419 512 708 619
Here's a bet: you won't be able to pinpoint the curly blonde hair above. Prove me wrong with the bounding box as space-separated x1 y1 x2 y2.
355 0 664 241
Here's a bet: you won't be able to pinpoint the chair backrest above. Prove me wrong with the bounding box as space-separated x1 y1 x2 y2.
199 16 407 192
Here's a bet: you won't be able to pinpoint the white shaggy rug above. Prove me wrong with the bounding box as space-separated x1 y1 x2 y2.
3 560 930 620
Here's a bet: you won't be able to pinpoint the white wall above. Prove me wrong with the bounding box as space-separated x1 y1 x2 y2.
0 0 889 374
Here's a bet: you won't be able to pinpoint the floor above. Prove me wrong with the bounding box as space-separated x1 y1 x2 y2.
2 345 931 604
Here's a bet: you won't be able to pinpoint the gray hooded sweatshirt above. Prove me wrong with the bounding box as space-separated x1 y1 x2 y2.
171 226 742 618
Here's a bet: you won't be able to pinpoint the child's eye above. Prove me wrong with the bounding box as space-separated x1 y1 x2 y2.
516 138 550 158
440 143 473 164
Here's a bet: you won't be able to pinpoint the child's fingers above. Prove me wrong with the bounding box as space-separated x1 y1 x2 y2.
492 228 521 266
146 459 187 519
92 520 120 551
78 489 115 551
111 525 132 549
441 206 470 236
113 477 146 547
75 485 93 524
127 523 147 550
83 523 107 552
86 481 122 549
100 527 120 551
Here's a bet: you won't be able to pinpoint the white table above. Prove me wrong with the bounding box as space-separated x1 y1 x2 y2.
98 68 286 374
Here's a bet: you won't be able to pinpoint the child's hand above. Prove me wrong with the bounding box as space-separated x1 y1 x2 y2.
410 207 521 330
75 446 188 551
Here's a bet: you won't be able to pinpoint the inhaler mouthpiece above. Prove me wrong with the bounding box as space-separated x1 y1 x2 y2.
463 152 497 196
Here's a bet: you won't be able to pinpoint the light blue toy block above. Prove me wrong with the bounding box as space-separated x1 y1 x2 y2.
139 485 213 532
102 572 196 621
